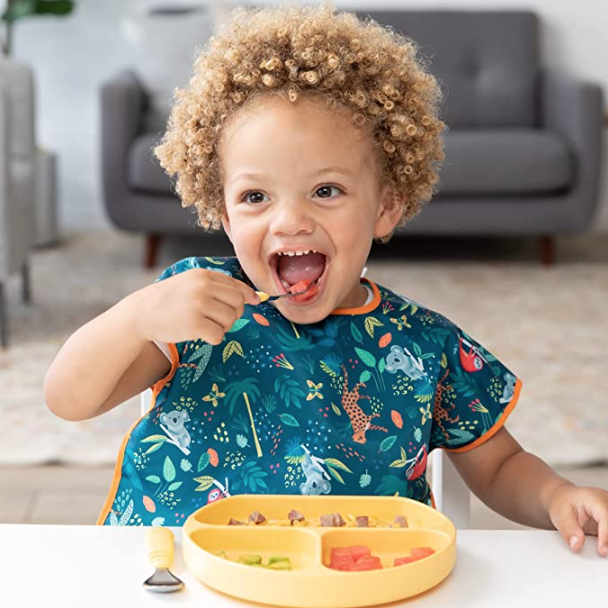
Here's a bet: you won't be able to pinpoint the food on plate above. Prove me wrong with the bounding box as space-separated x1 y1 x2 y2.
249 510 266 525
225 510 411 528
393 515 408 528
288 509 305 525
320 512 346 527
231 554 292 570
328 545 437 571
239 554 262 566
329 546 381 571
394 547 435 566
268 555 292 570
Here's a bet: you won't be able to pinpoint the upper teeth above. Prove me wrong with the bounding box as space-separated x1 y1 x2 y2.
277 250 317 256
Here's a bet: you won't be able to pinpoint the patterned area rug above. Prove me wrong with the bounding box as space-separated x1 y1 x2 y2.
1 229 607 468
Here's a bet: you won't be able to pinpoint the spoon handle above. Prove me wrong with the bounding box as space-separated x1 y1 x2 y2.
145 527 174 569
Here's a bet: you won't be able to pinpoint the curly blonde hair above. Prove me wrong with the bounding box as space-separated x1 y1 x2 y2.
154 3 445 235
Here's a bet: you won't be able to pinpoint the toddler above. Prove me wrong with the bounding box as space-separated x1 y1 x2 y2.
45 4 608 554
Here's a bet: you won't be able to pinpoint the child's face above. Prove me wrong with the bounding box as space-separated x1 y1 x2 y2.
221 96 401 324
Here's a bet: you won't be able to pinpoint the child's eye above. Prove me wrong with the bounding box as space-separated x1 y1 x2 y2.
314 185 343 199
241 191 269 204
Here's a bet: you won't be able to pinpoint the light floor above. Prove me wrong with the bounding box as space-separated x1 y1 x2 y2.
1 464 607 528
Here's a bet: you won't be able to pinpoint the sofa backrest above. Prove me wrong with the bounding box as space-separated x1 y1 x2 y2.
363 10 539 129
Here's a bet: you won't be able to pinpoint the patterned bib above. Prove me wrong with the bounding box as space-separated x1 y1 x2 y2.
98 256 521 527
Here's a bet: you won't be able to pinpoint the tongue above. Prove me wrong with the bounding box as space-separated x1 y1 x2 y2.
277 252 325 286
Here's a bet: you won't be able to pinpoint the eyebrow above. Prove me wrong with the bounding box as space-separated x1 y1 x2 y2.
229 166 354 186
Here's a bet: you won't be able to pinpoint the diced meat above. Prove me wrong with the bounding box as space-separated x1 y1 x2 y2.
288 509 305 524
320 512 346 527
228 518 244 525
356 516 369 528
393 515 408 528
320 514 334 527
248 511 266 525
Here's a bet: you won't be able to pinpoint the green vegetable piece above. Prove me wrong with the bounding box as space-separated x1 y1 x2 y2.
267 559 292 571
268 555 290 566
239 554 262 566
215 551 227 559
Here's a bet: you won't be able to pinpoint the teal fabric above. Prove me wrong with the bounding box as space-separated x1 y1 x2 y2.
100 256 521 526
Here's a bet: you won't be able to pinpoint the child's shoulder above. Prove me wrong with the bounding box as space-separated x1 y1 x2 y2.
374 282 457 335
155 256 249 283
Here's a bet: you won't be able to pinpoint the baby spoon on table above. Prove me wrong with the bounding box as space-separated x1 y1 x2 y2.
143 527 184 593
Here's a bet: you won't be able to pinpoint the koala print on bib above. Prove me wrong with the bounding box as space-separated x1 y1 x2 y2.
98 257 522 527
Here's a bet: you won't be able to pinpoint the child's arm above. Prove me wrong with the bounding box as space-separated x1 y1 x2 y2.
448 427 608 555
44 268 260 422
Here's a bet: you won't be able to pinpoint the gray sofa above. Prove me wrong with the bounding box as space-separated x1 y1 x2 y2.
100 10 604 267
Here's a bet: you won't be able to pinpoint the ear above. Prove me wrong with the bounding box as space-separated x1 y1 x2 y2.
221 208 233 242
373 183 404 239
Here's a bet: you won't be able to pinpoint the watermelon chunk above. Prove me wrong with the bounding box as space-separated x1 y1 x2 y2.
394 556 416 566
289 279 312 294
351 555 383 571
394 547 436 567
411 547 435 560
329 545 381 571
331 546 371 561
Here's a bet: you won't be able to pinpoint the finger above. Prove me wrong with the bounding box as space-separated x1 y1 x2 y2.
207 271 260 306
583 496 608 557
211 285 247 320
197 318 226 345
205 298 240 334
555 506 586 553
598 515 608 557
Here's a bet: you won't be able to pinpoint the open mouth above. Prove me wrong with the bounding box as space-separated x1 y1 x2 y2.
269 250 329 304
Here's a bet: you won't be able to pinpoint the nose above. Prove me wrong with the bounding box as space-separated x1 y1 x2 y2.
269 197 315 236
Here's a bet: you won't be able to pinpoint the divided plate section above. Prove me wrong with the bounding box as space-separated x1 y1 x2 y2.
189 494 452 534
187 525 321 572
320 528 452 571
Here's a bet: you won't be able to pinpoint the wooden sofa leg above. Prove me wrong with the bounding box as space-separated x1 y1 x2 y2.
539 235 555 266
145 234 161 269
22 262 31 304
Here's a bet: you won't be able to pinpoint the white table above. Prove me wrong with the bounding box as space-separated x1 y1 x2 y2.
0 525 605 607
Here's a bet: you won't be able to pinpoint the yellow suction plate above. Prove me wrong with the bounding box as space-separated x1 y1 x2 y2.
183 494 456 607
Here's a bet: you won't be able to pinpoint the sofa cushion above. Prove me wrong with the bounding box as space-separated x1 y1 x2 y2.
128 134 173 194
128 129 572 198
439 130 572 195
364 11 539 129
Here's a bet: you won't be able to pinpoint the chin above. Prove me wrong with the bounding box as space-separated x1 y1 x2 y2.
274 298 335 324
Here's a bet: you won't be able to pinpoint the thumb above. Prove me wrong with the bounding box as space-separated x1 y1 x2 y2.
556 508 586 553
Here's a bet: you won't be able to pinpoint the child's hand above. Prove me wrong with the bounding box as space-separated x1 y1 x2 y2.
548 483 608 556
134 268 260 345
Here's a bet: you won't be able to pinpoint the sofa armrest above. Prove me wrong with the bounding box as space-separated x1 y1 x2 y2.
540 69 604 227
100 70 146 214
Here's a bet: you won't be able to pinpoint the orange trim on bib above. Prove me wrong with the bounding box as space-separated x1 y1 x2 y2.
442 377 523 454
96 343 180 525
331 279 381 316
